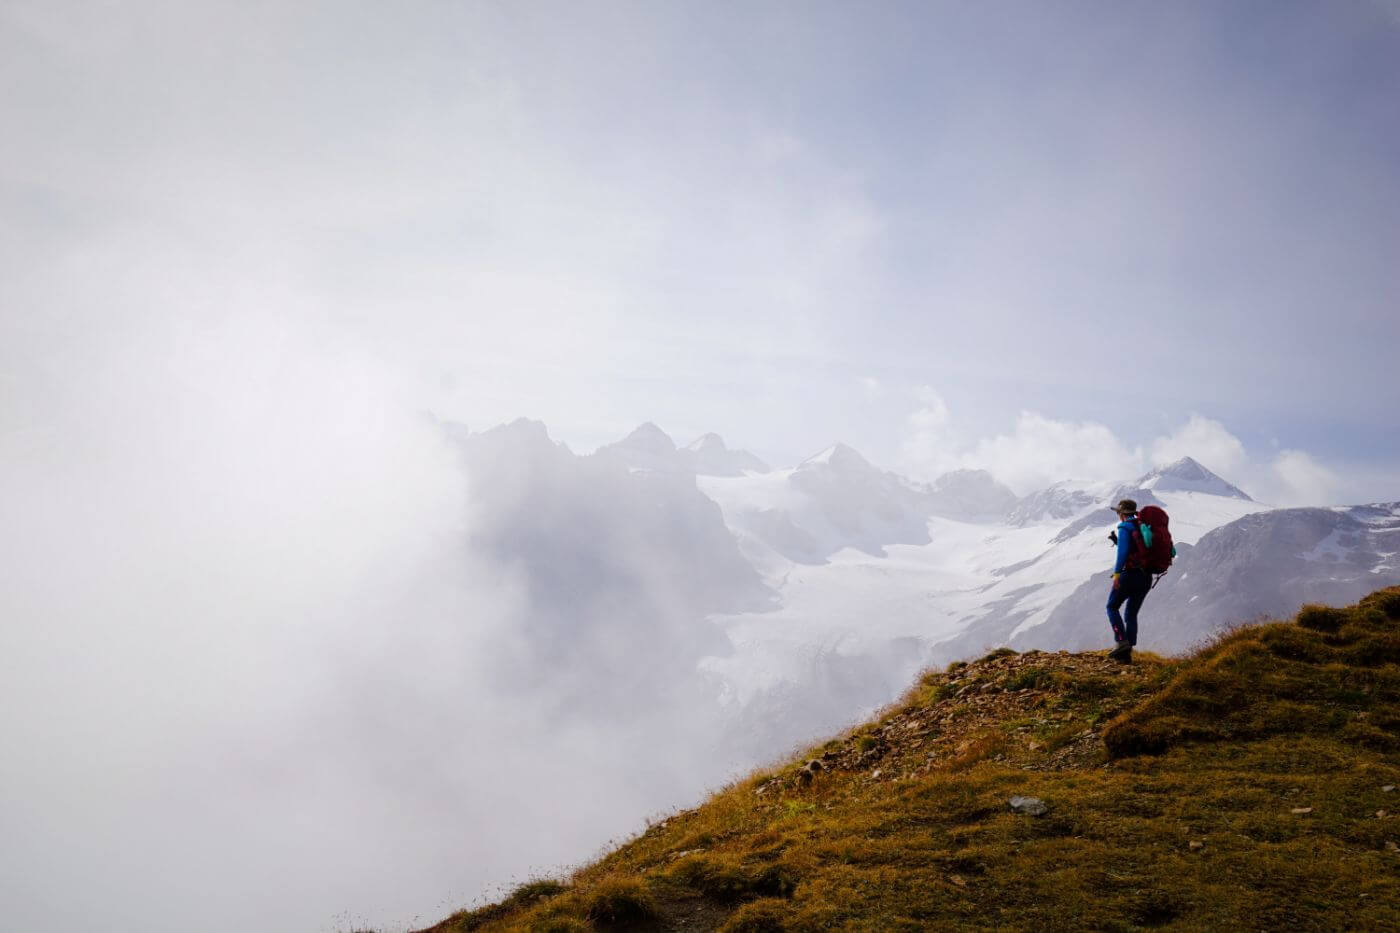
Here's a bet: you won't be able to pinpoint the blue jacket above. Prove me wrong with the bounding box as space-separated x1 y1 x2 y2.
1114 519 1139 574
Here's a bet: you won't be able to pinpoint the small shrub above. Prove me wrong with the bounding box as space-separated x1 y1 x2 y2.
1002 666 1052 691
1296 604 1347 633
1103 714 1209 758
1360 588 1400 620
1339 721 1400 751
667 853 796 903
1042 719 1089 752
508 879 568 905
532 919 590 933
444 878 568 930
720 897 790 932
948 732 1008 770
1340 632 1400 667
857 735 880 752
1264 628 1329 663
1127 887 1184 927
582 877 657 926
675 831 715 850
1053 671 1120 699
979 646 1017 663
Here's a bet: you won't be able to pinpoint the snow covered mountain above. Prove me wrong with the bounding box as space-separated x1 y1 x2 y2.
696 448 1280 751
446 419 773 713
698 442 936 566
926 469 1019 522
593 422 686 473
685 433 771 476
438 419 1393 784
1026 502 1400 655
595 423 770 476
1137 456 1253 500
398 418 1392 933
1006 480 1113 526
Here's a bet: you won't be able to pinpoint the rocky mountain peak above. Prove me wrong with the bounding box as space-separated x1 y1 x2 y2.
799 443 876 475
617 421 678 453
1137 456 1253 500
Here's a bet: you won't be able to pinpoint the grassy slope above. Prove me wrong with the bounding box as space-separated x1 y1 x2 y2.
416 587 1400 932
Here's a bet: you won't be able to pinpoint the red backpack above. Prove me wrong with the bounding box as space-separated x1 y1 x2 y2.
1131 505 1175 574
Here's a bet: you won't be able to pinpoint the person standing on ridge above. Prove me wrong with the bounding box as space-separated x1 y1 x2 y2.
1106 499 1151 663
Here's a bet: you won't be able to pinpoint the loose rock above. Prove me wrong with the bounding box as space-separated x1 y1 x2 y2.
1009 795 1049 816
1291 807 1313 815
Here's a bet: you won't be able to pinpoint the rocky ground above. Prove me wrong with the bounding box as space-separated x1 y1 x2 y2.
754 647 1162 799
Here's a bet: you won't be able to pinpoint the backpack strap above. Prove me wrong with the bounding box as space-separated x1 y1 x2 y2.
1125 518 1148 570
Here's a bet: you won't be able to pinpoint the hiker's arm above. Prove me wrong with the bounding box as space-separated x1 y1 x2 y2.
1113 522 1132 573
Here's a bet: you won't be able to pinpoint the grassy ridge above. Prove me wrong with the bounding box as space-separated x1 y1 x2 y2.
416 587 1400 931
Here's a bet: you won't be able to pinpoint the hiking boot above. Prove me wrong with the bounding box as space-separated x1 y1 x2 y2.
1107 641 1132 662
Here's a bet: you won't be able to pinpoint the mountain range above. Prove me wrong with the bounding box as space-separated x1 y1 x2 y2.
445 419 1400 760
398 419 1399 931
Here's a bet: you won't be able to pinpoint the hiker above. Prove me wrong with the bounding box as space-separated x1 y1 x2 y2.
1106 498 1151 663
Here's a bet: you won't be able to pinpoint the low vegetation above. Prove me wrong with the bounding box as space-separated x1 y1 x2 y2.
414 587 1400 931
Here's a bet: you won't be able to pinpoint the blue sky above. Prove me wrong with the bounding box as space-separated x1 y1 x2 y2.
3 0 1398 502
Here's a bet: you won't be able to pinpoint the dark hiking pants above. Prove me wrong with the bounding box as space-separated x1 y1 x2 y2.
1106 568 1151 646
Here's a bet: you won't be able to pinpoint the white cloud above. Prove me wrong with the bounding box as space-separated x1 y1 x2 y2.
967 412 1144 494
1149 413 1248 477
899 392 1146 492
0 329 777 933
913 385 951 420
895 400 1361 507
897 386 958 479
1268 449 1341 506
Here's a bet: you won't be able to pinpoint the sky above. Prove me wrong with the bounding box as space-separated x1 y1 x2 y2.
4 0 1399 502
3 2 1400 931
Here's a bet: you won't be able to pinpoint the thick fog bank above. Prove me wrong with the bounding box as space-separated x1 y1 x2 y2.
0 334 772 932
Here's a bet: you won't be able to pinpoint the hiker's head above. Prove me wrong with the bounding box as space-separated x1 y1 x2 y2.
1112 498 1138 518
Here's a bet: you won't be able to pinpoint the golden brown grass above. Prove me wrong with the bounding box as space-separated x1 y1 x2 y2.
415 587 1400 932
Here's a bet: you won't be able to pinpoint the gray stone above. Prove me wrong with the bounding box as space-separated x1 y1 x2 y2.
1009 795 1048 816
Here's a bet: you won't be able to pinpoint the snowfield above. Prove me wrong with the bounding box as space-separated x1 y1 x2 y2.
700 487 1267 686
686 444 1350 726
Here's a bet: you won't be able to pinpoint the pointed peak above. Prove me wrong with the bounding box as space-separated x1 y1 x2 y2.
493 418 553 441
686 432 727 453
799 443 875 472
618 421 676 452
685 433 771 475
1138 456 1253 501
474 418 568 455
930 468 1017 498
1157 456 1206 475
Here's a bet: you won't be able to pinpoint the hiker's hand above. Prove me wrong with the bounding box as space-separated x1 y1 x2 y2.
1112 573 1121 590
1108 531 1118 546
